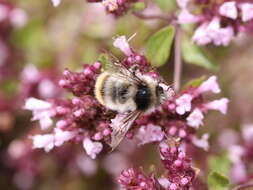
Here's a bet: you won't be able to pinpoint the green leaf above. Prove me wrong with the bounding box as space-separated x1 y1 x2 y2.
154 0 176 12
208 153 231 176
182 34 218 71
0 80 18 97
146 26 175 67
208 171 229 190
98 53 112 70
183 76 207 89
132 2 146 11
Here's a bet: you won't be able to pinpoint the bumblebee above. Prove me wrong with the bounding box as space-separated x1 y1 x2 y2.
95 62 173 150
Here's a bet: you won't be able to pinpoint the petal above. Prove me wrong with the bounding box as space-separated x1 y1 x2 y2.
240 3 253 22
83 138 103 159
51 0 61 7
219 1 238 19
24 98 52 110
113 36 133 56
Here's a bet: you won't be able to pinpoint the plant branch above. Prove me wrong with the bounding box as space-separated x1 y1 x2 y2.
173 25 182 92
133 12 175 23
231 182 253 190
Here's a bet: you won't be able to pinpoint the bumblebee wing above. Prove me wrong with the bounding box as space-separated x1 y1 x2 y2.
103 53 143 84
110 111 141 151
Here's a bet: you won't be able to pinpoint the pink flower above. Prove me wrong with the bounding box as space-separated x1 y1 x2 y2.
158 177 170 189
178 9 200 24
242 124 253 143
230 161 247 183
51 0 61 7
206 17 221 39
240 3 253 22
191 134 209 151
213 26 234 46
54 128 77 147
24 98 56 130
193 18 234 46
113 36 133 56
196 76 221 94
219 1 238 20
102 0 118 12
76 153 98 176
176 0 189 8
192 23 212 45
175 94 192 115
0 4 8 22
8 140 26 159
21 64 40 83
38 79 57 98
186 108 204 128
228 145 244 163
9 8 27 28
83 138 103 159
32 134 55 152
205 98 229 114
136 124 164 145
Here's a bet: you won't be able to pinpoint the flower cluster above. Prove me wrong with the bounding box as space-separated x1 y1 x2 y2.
87 0 141 16
25 36 228 162
118 167 160 190
134 75 228 151
222 124 253 184
177 0 253 46
0 0 27 81
118 142 196 190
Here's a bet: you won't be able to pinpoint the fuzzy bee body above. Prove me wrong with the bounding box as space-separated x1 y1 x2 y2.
95 72 163 114
94 63 173 150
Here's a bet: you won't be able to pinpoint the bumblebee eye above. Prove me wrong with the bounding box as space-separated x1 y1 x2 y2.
156 86 164 97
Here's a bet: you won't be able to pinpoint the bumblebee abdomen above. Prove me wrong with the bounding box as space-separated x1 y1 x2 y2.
95 72 110 105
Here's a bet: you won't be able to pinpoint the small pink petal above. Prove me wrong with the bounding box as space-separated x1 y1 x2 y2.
197 76 221 94
9 8 27 28
178 9 200 24
51 0 61 7
83 138 103 159
32 134 55 152
219 1 238 19
54 128 76 147
192 23 212 45
186 108 204 128
192 134 209 151
176 0 189 8
136 124 164 145
205 98 229 114
239 3 253 22
175 94 192 115
113 36 133 56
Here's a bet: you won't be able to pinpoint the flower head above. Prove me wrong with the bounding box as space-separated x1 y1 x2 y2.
113 36 133 56
24 98 56 130
175 94 192 115
83 138 103 159
51 0 61 7
191 133 209 151
186 108 204 128
136 124 164 145
196 76 221 94
219 1 238 20
240 3 253 22
205 98 229 114
32 134 55 152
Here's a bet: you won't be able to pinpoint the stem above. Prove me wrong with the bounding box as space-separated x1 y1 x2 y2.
133 12 175 23
231 182 253 190
173 25 182 92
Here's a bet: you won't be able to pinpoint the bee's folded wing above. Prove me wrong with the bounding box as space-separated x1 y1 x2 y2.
110 111 141 151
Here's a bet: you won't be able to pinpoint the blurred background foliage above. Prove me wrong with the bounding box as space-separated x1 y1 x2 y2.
1 0 253 190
